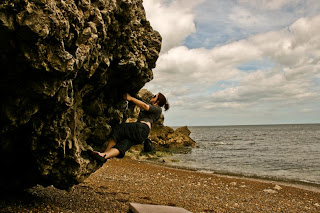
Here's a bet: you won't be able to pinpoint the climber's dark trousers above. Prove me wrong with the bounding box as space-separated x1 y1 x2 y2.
111 122 150 158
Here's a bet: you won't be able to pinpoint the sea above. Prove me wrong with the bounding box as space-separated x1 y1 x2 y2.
167 124 320 186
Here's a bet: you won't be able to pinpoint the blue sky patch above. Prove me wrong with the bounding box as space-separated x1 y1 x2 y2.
237 59 275 72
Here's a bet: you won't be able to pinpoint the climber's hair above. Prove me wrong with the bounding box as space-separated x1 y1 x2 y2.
157 93 170 111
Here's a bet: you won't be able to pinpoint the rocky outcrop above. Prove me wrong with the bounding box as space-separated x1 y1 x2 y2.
149 126 196 149
0 0 161 190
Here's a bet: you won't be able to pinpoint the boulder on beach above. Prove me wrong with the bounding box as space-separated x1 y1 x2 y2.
0 0 161 190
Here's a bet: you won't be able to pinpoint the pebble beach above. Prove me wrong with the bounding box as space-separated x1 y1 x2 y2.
1 158 319 212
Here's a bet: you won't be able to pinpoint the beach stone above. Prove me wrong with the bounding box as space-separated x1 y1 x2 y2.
263 189 278 194
0 0 161 190
129 203 192 213
274 185 282 190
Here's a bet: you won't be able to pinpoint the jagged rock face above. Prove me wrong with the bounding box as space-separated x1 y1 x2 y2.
0 0 161 190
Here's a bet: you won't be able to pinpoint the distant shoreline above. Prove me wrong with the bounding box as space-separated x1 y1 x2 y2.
171 123 320 128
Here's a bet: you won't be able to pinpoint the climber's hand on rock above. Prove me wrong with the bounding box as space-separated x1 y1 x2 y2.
124 93 132 101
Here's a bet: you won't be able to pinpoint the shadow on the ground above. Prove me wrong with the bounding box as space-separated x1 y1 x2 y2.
0 185 127 212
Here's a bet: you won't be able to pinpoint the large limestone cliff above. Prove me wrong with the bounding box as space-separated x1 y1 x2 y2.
0 0 161 190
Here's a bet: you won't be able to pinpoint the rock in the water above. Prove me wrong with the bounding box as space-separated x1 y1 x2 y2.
174 126 191 136
0 0 161 190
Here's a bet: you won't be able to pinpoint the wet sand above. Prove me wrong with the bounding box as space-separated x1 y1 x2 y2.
1 158 319 212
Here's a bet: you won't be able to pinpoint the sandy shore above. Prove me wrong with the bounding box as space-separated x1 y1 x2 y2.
1 158 319 212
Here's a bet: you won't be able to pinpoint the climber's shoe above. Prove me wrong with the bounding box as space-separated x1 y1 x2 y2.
89 151 107 163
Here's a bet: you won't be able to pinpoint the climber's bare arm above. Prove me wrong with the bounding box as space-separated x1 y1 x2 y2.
124 93 150 111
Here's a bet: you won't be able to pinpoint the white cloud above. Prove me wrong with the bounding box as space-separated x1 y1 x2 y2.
211 69 318 105
209 15 320 107
143 0 204 52
190 0 320 49
145 45 240 98
237 0 299 10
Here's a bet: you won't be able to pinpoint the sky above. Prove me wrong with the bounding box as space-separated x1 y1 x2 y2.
142 0 320 126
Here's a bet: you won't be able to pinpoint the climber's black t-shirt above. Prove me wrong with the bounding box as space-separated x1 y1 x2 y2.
138 104 162 124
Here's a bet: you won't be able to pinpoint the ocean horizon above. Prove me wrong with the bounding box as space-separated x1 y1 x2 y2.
169 123 320 186
172 122 320 128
